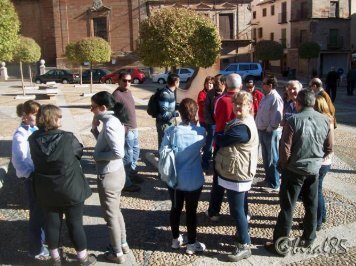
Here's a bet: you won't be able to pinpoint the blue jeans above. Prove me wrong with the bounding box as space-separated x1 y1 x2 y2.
123 129 140 187
226 189 251 245
25 178 46 256
201 123 215 169
259 129 281 189
207 174 225 217
317 165 331 227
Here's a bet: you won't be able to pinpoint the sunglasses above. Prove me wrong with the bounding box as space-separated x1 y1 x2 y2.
122 79 132 83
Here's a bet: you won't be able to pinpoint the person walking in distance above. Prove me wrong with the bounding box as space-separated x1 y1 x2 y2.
325 67 340 102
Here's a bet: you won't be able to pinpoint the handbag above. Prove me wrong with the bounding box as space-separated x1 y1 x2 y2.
158 128 178 188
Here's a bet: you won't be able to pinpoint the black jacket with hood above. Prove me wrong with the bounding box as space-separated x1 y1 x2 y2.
29 129 92 208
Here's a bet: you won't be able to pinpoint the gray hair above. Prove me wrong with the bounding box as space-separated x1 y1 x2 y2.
296 89 315 108
226 73 242 90
309 78 323 88
288 80 303 91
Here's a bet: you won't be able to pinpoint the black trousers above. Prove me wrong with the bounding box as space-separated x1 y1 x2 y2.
168 187 202 244
44 202 87 251
325 86 337 102
273 169 318 243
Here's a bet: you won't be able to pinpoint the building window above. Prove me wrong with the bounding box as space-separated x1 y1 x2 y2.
329 1 339 18
271 5 275 16
219 13 233 39
300 29 307 44
93 17 108 40
270 32 274 41
252 28 257 40
263 8 267 17
279 2 287 23
253 11 256 19
281 28 287 48
258 28 263 38
300 2 308 19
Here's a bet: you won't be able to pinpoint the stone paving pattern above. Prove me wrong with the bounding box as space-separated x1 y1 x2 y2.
0 82 355 265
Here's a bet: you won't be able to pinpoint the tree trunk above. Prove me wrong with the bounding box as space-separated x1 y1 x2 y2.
90 62 93 94
20 61 25 95
28 64 33 86
80 65 83 85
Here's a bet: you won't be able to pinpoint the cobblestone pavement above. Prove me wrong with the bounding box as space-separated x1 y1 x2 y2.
0 81 355 265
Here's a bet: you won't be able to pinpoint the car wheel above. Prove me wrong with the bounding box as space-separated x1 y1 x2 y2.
158 78 165 84
133 78 140 84
105 79 112 84
62 79 69 84
245 76 255 83
35 79 41 84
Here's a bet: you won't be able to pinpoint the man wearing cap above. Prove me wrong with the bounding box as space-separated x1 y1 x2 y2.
245 80 263 118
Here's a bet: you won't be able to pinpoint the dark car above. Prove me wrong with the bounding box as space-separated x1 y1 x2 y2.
35 69 80 84
82 68 110 83
100 67 145 84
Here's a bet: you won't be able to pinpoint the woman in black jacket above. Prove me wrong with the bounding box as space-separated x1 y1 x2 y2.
29 104 94 266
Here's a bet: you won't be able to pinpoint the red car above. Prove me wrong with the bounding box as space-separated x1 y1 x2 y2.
100 68 145 84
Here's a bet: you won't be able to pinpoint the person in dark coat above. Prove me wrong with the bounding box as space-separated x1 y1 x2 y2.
325 67 340 102
29 104 95 266
346 68 356 96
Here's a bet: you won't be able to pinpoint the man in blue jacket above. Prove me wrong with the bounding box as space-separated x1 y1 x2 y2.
156 73 180 149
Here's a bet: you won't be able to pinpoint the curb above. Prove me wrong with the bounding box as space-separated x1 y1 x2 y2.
0 164 9 190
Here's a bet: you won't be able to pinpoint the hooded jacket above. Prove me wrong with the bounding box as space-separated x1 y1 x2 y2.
29 129 92 207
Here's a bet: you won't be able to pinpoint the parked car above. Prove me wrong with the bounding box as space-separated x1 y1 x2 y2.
219 63 263 82
34 69 80 84
100 67 145 84
82 68 110 83
152 68 195 84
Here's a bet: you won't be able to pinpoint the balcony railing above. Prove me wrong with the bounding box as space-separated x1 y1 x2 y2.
327 36 343 49
278 12 287 24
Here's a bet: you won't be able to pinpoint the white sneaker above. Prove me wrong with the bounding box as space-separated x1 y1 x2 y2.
205 210 220 222
247 214 251 222
171 234 186 249
186 241 206 255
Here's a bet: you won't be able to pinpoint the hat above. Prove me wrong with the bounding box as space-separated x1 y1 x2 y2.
246 80 254 84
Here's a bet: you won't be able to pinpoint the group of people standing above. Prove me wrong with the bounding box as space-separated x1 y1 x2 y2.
157 73 336 262
11 69 336 264
11 72 143 265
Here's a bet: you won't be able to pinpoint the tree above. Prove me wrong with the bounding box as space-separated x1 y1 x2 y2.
254 40 283 70
13 36 41 94
76 37 111 93
0 0 20 62
138 8 221 70
65 42 83 85
299 41 321 77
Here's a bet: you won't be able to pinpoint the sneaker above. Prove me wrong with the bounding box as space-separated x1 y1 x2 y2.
261 186 280 193
105 252 125 264
205 210 220 222
227 243 251 262
171 234 187 249
186 241 206 255
52 257 61 266
246 214 251 222
28 248 51 261
79 254 97 266
123 184 141 192
122 243 130 254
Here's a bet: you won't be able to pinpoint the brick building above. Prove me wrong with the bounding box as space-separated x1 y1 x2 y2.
13 0 252 68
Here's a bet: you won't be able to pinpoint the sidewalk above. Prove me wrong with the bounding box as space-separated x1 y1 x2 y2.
0 81 355 265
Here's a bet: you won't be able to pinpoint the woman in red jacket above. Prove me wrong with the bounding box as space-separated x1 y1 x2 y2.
197 76 214 170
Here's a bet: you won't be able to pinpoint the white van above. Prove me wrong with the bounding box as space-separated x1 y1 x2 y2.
220 63 263 81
